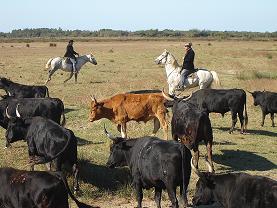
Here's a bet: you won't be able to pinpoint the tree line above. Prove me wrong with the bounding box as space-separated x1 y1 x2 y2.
0 28 276 39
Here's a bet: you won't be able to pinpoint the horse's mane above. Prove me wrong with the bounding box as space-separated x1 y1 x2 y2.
169 53 180 68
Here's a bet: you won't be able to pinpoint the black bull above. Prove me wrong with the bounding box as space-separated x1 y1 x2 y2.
164 93 214 172
166 88 248 134
105 127 192 208
191 159 277 208
0 77 49 98
249 90 277 127
0 167 94 208
5 116 79 193
0 97 65 146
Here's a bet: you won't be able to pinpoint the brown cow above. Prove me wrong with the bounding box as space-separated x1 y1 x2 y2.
89 93 168 139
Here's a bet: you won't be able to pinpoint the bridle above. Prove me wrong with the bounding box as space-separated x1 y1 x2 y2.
157 52 169 64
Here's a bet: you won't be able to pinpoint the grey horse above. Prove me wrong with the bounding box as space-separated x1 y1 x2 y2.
45 53 97 84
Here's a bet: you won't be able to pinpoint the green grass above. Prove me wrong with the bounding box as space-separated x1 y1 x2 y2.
0 40 276 207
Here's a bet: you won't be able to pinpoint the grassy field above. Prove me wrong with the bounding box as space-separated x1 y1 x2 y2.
0 40 276 207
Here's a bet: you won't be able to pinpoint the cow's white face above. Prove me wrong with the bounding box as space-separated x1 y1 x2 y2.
155 50 169 65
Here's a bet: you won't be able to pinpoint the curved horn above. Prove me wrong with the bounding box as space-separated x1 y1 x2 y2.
103 124 116 140
191 158 203 178
182 93 193 101
204 157 214 173
90 95 97 104
5 107 12 119
16 104 21 118
162 88 174 101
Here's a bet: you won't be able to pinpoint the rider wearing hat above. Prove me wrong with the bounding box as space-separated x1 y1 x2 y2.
64 40 79 74
179 42 195 88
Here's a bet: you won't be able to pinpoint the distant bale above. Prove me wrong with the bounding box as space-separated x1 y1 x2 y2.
10 45 14 47
26 43 30 48
49 43 57 47
108 48 114 53
208 43 212 46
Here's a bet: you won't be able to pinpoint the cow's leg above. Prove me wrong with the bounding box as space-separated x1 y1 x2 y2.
157 114 168 140
154 187 162 208
270 113 275 127
72 163 80 193
120 123 127 138
64 72 74 83
238 110 245 134
179 183 188 207
165 184 178 208
117 124 121 133
74 73 78 83
134 182 143 208
152 117 160 136
261 111 266 127
206 141 214 172
229 111 237 134
193 148 200 169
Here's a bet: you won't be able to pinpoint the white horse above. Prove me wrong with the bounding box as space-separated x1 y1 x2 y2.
155 49 220 95
45 53 97 84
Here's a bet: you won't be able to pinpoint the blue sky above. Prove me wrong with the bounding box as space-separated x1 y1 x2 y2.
1 0 276 32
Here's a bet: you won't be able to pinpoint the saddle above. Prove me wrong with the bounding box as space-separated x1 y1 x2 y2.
63 57 77 65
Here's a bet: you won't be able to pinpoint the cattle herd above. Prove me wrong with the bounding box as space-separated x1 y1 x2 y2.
0 72 276 208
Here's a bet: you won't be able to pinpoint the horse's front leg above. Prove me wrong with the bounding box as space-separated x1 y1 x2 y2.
64 72 74 83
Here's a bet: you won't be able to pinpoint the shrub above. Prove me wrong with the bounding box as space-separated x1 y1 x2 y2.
49 43 57 47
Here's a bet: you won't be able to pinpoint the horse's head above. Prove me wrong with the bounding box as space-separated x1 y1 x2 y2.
88 53 97 65
155 49 170 65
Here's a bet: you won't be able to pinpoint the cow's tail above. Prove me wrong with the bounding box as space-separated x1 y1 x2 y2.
60 97 66 127
180 145 192 207
45 58 53 69
244 97 248 132
54 172 95 208
210 71 221 88
29 131 72 166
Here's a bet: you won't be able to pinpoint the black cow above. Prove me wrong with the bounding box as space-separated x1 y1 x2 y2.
0 77 49 98
191 159 277 208
0 97 65 147
249 90 277 127
165 88 248 134
104 127 192 208
163 92 214 172
5 116 79 192
0 167 94 208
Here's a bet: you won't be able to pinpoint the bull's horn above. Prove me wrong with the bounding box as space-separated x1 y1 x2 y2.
90 95 97 104
204 157 214 173
15 104 21 118
162 88 174 101
5 107 12 119
103 124 116 140
182 93 192 101
191 158 203 178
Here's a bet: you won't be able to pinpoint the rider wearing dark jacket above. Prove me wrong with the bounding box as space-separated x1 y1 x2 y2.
64 40 79 73
181 42 195 78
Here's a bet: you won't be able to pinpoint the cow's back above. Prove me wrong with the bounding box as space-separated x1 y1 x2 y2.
111 93 166 121
0 168 68 208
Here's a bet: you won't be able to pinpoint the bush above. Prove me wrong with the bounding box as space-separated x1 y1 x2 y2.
49 43 57 47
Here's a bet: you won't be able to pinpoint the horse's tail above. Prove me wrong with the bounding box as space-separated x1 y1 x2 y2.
210 71 221 88
45 58 53 69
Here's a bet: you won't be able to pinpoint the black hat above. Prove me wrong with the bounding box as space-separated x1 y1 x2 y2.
69 40 74 43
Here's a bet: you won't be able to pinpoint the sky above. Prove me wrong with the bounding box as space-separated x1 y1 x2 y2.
1 0 276 33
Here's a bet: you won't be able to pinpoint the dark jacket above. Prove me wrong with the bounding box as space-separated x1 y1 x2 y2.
64 44 78 59
182 48 195 71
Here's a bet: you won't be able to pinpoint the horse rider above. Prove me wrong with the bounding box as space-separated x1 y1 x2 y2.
179 42 195 88
64 40 79 74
